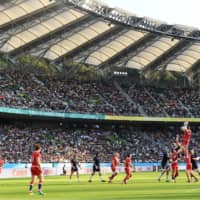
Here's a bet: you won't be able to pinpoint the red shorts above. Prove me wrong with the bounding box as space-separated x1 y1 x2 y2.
111 166 117 173
125 168 131 176
31 166 42 176
186 164 192 171
171 164 178 171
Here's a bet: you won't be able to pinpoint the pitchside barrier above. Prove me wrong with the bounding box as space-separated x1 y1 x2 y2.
0 162 193 179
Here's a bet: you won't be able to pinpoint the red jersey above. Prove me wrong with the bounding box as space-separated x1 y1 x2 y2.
171 152 178 166
182 129 192 146
185 154 191 165
31 151 41 167
0 159 3 174
111 156 119 168
0 159 3 167
125 157 131 168
185 153 192 170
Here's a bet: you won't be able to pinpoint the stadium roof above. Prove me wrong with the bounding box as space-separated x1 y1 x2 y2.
0 0 199 79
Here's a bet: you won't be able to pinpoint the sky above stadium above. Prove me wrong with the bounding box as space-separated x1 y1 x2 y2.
104 0 200 28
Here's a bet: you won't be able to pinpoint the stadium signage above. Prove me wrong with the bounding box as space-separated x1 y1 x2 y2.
105 115 200 122
0 107 199 122
0 107 104 120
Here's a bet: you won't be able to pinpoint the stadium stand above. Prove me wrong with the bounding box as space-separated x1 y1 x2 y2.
0 70 199 117
0 124 199 163
0 0 199 117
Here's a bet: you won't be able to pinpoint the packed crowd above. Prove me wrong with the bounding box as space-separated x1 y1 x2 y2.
0 124 200 163
0 70 199 117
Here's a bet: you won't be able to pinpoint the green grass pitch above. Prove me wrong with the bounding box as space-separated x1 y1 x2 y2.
0 172 200 200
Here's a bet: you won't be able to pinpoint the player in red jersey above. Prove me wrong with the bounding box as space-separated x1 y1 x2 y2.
170 148 179 183
108 152 120 183
0 155 3 175
29 144 44 195
177 122 192 154
122 153 132 184
185 150 198 182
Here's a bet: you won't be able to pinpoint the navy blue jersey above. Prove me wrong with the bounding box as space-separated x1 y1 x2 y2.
191 153 198 170
71 159 78 169
93 156 100 167
161 152 169 163
161 151 169 169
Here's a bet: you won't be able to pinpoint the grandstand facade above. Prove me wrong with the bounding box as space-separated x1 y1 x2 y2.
0 0 199 82
0 0 199 120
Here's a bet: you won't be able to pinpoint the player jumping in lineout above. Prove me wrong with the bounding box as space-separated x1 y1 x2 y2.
177 122 192 154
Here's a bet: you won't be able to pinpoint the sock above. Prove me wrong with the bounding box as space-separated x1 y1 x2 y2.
29 184 33 192
109 175 113 180
89 175 92 181
166 171 169 180
123 178 127 183
29 181 34 192
38 183 42 192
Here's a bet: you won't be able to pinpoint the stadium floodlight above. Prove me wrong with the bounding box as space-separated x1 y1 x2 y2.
113 71 128 76
67 0 200 42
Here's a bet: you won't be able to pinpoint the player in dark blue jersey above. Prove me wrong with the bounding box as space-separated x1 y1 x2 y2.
190 149 200 177
88 153 105 182
69 155 81 182
62 164 67 176
158 150 170 182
